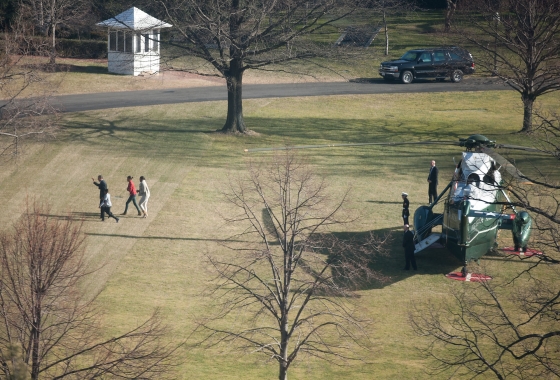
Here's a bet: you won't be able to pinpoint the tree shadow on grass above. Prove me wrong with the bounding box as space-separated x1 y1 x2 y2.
55 64 108 74
40 211 100 220
366 200 402 205
85 232 243 242
312 226 463 291
23 63 108 74
58 113 547 176
320 227 535 291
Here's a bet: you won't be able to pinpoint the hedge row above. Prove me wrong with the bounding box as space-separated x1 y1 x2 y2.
57 39 107 59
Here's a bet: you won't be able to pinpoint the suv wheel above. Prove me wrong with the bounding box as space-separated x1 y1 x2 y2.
401 70 413 84
451 69 463 83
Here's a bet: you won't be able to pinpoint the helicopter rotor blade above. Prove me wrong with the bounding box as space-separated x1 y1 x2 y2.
494 143 542 153
481 147 532 184
244 140 460 153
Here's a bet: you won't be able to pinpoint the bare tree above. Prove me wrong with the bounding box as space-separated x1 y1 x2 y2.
459 0 560 133
409 118 560 379
18 0 88 64
0 22 58 162
160 0 362 134
197 150 389 380
0 201 179 379
410 276 560 379
444 0 459 33
370 0 413 56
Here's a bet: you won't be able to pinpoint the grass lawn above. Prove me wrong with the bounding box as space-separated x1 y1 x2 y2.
0 8 558 379
1 87 558 379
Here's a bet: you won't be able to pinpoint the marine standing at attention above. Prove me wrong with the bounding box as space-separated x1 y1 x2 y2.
427 160 438 204
401 192 410 225
403 224 417 271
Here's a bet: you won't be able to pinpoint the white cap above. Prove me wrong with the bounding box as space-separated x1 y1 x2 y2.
402 192 408 196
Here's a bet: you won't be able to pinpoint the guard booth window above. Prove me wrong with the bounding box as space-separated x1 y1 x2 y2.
109 31 117 51
124 32 132 53
143 33 150 52
136 33 141 53
152 29 159 52
117 31 124 52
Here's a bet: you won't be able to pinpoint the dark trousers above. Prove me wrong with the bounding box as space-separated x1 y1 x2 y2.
403 215 409 226
99 197 104 219
405 249 417 270
429 183 438 204
124 195 141 214
101 206 118 221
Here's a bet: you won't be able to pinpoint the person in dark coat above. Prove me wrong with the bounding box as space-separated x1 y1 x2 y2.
92 175 107 219
401 192 410 225
427 160 438 204
403 224 417 270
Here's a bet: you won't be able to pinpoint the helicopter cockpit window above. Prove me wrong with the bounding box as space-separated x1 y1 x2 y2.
483 162 498 185
483 173 494 185
467 173 480 187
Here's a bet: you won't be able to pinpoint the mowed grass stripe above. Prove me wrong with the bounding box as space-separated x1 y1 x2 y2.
2 90 558 379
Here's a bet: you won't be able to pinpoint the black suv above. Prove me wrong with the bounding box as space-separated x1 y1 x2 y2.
379 47 475 84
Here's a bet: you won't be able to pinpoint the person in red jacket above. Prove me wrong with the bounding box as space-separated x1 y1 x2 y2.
122 176 142 216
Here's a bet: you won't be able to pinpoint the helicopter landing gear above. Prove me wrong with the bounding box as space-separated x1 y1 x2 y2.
499 246 543 258
445 262 492 282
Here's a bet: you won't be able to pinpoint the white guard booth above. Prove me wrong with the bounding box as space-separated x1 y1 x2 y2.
97 7 172 76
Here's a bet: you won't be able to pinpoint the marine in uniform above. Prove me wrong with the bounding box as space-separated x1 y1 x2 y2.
401 192 410 225
402 224 417 270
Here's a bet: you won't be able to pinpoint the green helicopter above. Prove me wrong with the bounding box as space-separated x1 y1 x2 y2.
245 134 543 281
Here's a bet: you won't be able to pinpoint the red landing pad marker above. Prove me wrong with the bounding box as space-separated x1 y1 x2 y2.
500 247 543 258
445 272 492 282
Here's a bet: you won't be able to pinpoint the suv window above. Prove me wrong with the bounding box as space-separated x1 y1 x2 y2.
418 52 432 63
401 51 419 61
434 51 446 62
449 52 464 60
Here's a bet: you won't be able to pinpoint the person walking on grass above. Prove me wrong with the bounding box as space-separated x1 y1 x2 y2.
138 176 150 218
92 175 107 219
122 176 142 216
100 188 119 223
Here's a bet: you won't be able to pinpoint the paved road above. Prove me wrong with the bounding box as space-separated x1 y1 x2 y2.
52 78 512 113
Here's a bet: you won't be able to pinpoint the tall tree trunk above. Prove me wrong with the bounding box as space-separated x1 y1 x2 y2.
278 314 288 380
445 0 457 33
221 58 246 133
383 10 388 56
31 303 41 380
521 94 534 133
222 0 246 133
50 23 56 64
